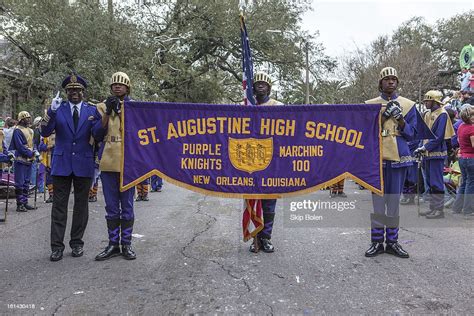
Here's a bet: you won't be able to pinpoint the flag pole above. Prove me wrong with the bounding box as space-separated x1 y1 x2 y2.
239 1 264 247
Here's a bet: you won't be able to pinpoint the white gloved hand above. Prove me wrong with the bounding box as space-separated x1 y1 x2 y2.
33 150 41 162
50 91 62 112
413 146 426 157
8 152 15 165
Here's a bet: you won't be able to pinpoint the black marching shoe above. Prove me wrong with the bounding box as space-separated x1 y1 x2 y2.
135 196 142 202
260 238 275 253
365 242 384 257
50 250 63 262
426 209 444 219
16 204 27 212
249 238 260 253
24 204 36 210
400 197 415 205
88 196 97 202
419 208 435 216
385 242 409 258
141 195 149 201
45 196 53 203
71 246 84 257
121 245 137 260
95 245 121 261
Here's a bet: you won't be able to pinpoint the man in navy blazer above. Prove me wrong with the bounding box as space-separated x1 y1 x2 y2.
40 74 101 262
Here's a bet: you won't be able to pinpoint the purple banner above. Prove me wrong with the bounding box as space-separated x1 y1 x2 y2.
121 102 382 198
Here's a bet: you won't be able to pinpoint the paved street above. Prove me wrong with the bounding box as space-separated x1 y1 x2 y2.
0 180 473 315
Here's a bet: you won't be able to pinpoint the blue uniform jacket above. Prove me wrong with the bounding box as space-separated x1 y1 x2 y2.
91 96 130 163
9 127 34 165
392 105 418 168
40 101 101 177
378 93 418 168
423 110 448 160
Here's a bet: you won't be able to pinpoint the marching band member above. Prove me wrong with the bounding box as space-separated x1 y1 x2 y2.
364 67 418 258
93 72 137 261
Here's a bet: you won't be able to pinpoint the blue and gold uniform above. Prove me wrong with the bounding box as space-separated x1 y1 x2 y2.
93 72 137 261
400 140 419 204
9 111 37 212
256 96 283 244
364 67 418 258
416 90 455 219
248 72 283 253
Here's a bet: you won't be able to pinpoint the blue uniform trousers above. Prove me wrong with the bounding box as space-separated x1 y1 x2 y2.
257 199 277 239
14 161 31 205
423 159 445 211
37 164 45 193
402 164 418 199
371 161 407 243
151 175 163 191
100 172 135 245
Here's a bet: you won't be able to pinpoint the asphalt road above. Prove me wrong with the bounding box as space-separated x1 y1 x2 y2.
0 180 472 315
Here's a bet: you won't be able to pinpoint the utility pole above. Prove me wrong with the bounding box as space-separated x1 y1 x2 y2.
108 0 114 17
305 41 310 104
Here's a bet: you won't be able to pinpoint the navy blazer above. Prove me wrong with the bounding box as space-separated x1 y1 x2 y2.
40 101 101 177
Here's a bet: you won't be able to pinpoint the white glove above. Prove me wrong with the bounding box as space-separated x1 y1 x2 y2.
389 104 403 120
413 146 426 157
33 150 41 162
8 152 14 164
50 91 62 112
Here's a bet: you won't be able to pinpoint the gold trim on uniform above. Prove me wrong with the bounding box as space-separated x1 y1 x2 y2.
365 96 415 161
260 98 284 106
97 102 123 172
104 135 122 142
423 107 455 146
14 126 34 163
392 155 415 164
426 151 448 158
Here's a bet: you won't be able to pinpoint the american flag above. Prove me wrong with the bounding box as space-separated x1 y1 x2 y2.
240 13 263 243
240 14 256 106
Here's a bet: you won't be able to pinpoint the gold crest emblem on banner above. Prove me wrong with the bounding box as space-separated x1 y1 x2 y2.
228 137 273 173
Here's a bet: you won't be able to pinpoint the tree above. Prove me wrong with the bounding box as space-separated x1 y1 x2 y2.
339 12 474 103
1 0 144 115
133 0 335 103
1 0 334 118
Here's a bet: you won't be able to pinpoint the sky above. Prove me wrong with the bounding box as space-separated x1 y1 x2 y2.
301 0 473 58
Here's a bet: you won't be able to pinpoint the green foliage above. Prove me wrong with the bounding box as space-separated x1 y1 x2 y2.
340 11 474 103
1 0 332 115
2 0 470 115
